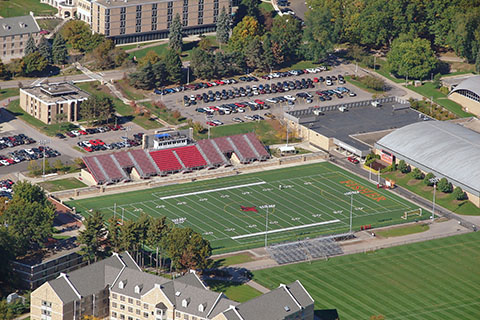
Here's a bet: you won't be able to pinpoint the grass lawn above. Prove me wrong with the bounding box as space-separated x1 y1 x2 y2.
68 162 424 254
205 280 262 303
345 76 384 94
6 100 66 136
0 0 57 17
382 170 480 215
376 223 429 238
373 59 405 84
214 253 255 267
406 82 473 118
116 79 146 101
52 234 72 240
38 178 87 192
143 102 186 126
119 41 165 51
253 231 480 320
194 120 295 145
0 88 19 101
36 18 63 31
259 1 275 13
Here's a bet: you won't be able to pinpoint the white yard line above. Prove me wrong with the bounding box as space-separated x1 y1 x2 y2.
231 220 341 240
158 181 266 200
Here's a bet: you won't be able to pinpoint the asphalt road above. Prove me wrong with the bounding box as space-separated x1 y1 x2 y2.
279 0 308 20
153 65 373 125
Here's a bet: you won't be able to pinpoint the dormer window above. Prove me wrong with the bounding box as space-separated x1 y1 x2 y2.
181 298 190 308
198 303 206 312
119 280 127 289
134 284 143 294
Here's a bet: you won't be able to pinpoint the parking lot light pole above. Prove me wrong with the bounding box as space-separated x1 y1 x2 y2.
260 204 275 249
39 140 50 179
344 191 359 234
429 177 440 222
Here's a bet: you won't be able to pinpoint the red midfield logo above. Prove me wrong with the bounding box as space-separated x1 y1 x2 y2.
240 205 258 212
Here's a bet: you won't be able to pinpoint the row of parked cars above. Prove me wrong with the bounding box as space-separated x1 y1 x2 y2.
77 133 143 153
56 124 125 139
262 67 327 80
0 134 36 149
0 179 14 198
4 146 60 166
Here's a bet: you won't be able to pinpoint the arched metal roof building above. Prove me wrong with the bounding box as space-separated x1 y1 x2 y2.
375 121 480 198
449 75 480 103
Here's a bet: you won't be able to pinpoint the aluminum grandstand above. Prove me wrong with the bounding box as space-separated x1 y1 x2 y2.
82 133 270 185
267 237 344 264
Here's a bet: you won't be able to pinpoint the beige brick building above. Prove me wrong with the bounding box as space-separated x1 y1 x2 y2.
448 75 480 117
0 13 41 62
19 82 89 124
31 252 315 320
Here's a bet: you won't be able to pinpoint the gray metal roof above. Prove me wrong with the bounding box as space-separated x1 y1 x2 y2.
375 121 480 195
0 15 40 37
450 75 480 97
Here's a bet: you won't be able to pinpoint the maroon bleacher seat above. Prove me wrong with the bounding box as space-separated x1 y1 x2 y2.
114 151 134 168
245 132 270 158
130 149 158 176
95 154 126 181
174 145 207 169
149 149 183 172
230 134 257 159
83 156 106 184
213 137 234 153
197 140 226 166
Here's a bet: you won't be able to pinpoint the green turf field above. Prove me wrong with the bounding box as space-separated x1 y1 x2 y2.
253 232 480 320
68 163 424 253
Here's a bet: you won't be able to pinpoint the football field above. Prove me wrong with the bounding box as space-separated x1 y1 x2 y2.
253 232 480 320
69 163 424 253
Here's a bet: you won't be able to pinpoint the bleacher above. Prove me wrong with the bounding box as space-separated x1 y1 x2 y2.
82 133 270 184
267 237 344 265
174 145 207 169
149 149 183 173
196 139 228 167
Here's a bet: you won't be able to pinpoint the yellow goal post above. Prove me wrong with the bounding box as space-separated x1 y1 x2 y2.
401 208 422 220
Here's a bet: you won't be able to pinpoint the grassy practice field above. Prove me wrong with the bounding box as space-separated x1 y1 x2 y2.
68 163 423 253
253 232 480 320
0 0 57 17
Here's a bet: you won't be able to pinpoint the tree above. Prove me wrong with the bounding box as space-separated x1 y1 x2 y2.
240 0 260 20
437 177 453 193
453 187 467 200
387 35 438 80
424 172 435 186
107 216 121 253
118 220 140 253
0 61 9 80
216 7 231 45
78 211 107 263
190 48 215 80
229 16 261 54
433 73 442 88
91 39 127 70
22 52 49 76
166 227 212 271
244 37 263 70
0 227 15 286
398 160 410 173
270 15 302 64
198 36 214 51
25 35 37 56
147 216 169 271
164 49 182 83
129 62 156 89
52 33 68 65
0 182 54 254
61 20 103 52
412 168 424 179
139 50 162 67
169 13 183 52
37 36 52 64
302 6 341 62
476 50 480 74
152 60 167 87
79 94 116 125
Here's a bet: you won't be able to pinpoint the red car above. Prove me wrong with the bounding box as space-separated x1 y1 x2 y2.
95 139 105 145
89 139 99 146
347 156 359 164
313 77 319 83
254 99 265 105
214 80 225 85
79 130 88 135
83 146 93 152
65 132 75 138
206 121 218 127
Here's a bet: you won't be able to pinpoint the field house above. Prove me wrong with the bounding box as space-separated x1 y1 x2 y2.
69 162 424 253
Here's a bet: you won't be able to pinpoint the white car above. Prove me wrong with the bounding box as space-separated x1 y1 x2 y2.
71 130 80 136
306 68 317 74
349 92 357 97
83 141 92 148
284 95 296 101
232 117 244 123
244 115 255 121
266 98 277 103
326 79 333 86
24 149 34 155
237 107 245 113
0 160 10 166
316 66 327 72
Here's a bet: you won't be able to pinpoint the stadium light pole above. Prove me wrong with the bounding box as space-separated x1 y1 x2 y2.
260 204 275 249
429 177 440 222
344 191 359 234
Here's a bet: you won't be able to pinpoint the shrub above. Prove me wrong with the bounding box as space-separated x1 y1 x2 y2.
412 168 424 179
453 187 467 200
365 153 380 166
398 160 410 173
424 172 435 186
437 177 453 193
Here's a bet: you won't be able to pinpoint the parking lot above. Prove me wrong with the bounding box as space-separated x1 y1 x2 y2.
154 67 372 126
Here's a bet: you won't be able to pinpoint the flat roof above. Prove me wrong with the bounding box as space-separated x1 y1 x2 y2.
288 99 427 155
21 82 89 105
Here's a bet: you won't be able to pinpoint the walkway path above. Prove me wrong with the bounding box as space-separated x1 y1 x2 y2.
246 280 270 293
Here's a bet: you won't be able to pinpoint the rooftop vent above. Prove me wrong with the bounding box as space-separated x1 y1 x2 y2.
175 291 181 297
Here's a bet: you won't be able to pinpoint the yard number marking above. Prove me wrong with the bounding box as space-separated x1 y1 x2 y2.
172 217 187 224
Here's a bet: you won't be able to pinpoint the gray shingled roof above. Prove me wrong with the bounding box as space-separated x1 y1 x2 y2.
0 15 40 37
49 277 79 304
450 75 480 97
110 267 171 299
375 121 480 195
225 281 314 320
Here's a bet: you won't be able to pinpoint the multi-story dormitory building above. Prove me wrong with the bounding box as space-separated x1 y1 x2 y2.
31 252 315 320
41 0 232 44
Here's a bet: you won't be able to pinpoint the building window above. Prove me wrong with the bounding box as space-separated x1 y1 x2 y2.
136 25 141 33
176 312 181 318
136 309 141 315
128 306 133 313
184 315 189 320
143 312 149 318
120 296 125 302
128 317 133 320
112 311 117 318
112 302 117 308
136 300 141 306
120 27 125 34
120 304 125 310
120 315 125 320
128 298 133 304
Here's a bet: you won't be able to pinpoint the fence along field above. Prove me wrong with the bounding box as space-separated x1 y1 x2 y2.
69 163 424 253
